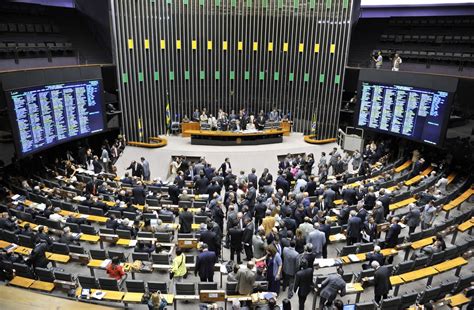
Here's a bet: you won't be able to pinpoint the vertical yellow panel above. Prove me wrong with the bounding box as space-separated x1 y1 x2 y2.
253 42 258 51
298 43 304 53
283 42 288 52
128 39 134 49
223 41 228 51
176 40 181 50
314 43 320 53
144 39 149 49
238 41 243 51
192 40 197 50
160 40 166 50
268 42 273 52
208 40 213 50
330 43 336 53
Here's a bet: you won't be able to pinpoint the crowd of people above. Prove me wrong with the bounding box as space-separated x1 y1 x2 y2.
182 107 289 131
0 135 463 310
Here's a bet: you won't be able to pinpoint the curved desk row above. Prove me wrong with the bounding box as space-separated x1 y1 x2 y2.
187 129 284 146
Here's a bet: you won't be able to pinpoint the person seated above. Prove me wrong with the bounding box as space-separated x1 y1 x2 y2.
49 207 66 223
182 115 190 123
59 226 79 245
106 256 126 281
134 241 156 254
35 226 53 247
106 214 120 230
117 218 132 232
19 223 35 238
227 264 240 282
246 115 256 130
200 111 208 123
255 267 266 281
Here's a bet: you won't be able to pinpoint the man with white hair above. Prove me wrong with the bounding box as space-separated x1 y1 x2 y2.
362 246 384 270
347 210 362 245
403 203 421 234
49 207 66 223
307 223 326 258
373 260 392 303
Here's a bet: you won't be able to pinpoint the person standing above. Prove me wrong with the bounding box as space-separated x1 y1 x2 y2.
141 157 151 181
421 201 437 230
100 145 110 173
282 240 299 299
347 210 362 245
318 267 346 309
170 248 187 287
194 244 217 282
404 203 421 234
127 160 143 178
373 261 392 303
391 53 402 71
236 261 256 295
384 217 401 263
219 158 232 177
307 223 326 258
373 51 383 69
242 217 254 261
229 225 243 264
293 259 313 310
178 206 193 234
265 245 282 294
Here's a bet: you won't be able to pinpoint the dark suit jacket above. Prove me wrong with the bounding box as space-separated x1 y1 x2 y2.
194 177 209 195
229 227 243 250
294 267 313 296
374 266 392 296
306 181 317 197
200 230 219 253
132 186 146 205
248 173 258 187
342 188 357 206
127 162 143 177
179 211 193 233
195 250 217 279
347 216 362 238
385 224 401 248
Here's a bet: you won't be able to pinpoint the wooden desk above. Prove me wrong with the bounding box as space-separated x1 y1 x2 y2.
280 121 292 136
394 160 412 173
80 234 100 243
187 129 284 146
390 275 404 286
30 280 55 292
199 290 226 302
457 218 474 232
389 197 417 212
89 289 125 301
181 122 200 137
123 292 144 303
47 253 71 264
411 237 434 250
400 267 438 283
446 293 471 307
9 276 35 288
432 257 468 274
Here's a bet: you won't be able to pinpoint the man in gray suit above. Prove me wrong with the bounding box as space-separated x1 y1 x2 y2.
403 203 421 234
307 223 326 258
236 261 256 295
141 157 151 181
282 240 299 298
318 266 346 309
372 260 392 303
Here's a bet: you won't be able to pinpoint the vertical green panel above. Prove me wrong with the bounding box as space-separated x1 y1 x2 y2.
335 74 341 84
169 71 174 81
343 0 349 8
293 0 299 9
166 0 172 4
150 0 156 2
246 0 252 8
200 70 205 80
183 0 189 5
262 0 268 8
138 72 144 82
199 0 205 5
154 71 159 81
259 71 265 80
244 71 250 80
278 0 284 8
231 0 237 6
215 0 221 6
230 71 235 80
319 74 325 83
289 73 294 82
304 73 309 82
309 0 315 9
325 0 331 9
274 71 279 81
122 73 128 83
185 70 190 80
215 71 220 80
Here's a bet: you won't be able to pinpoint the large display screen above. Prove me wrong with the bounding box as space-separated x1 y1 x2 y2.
8 80 106 157
361 0 474 6
357 82 451 146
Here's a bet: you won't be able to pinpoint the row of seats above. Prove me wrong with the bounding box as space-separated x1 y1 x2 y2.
0 23 60 34
374 49 473 64
380 34 474 45
388 17 474 27
0 42 74 58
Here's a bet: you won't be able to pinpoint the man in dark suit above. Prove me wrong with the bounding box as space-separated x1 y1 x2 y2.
199 223 219 255
362 246 384 269
248 168 258 188
323 187 336 209
293 259 313 310
194 171 209 195
242 217 254 261
194 244 217 282
223 170 237 191
305 177 317 197
126 160 143 178
28 239 49 268
178 206 193 233
363 216 378 243
318 266 346 309
319 218 331 258
347 210 362 245
385 217 401 263
377 189 391 217
276 172 290 195
85 177 98 196
228 225 243 264
341 186 357 206
373 261 392 303
219 158 232 177
132 181 146 205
